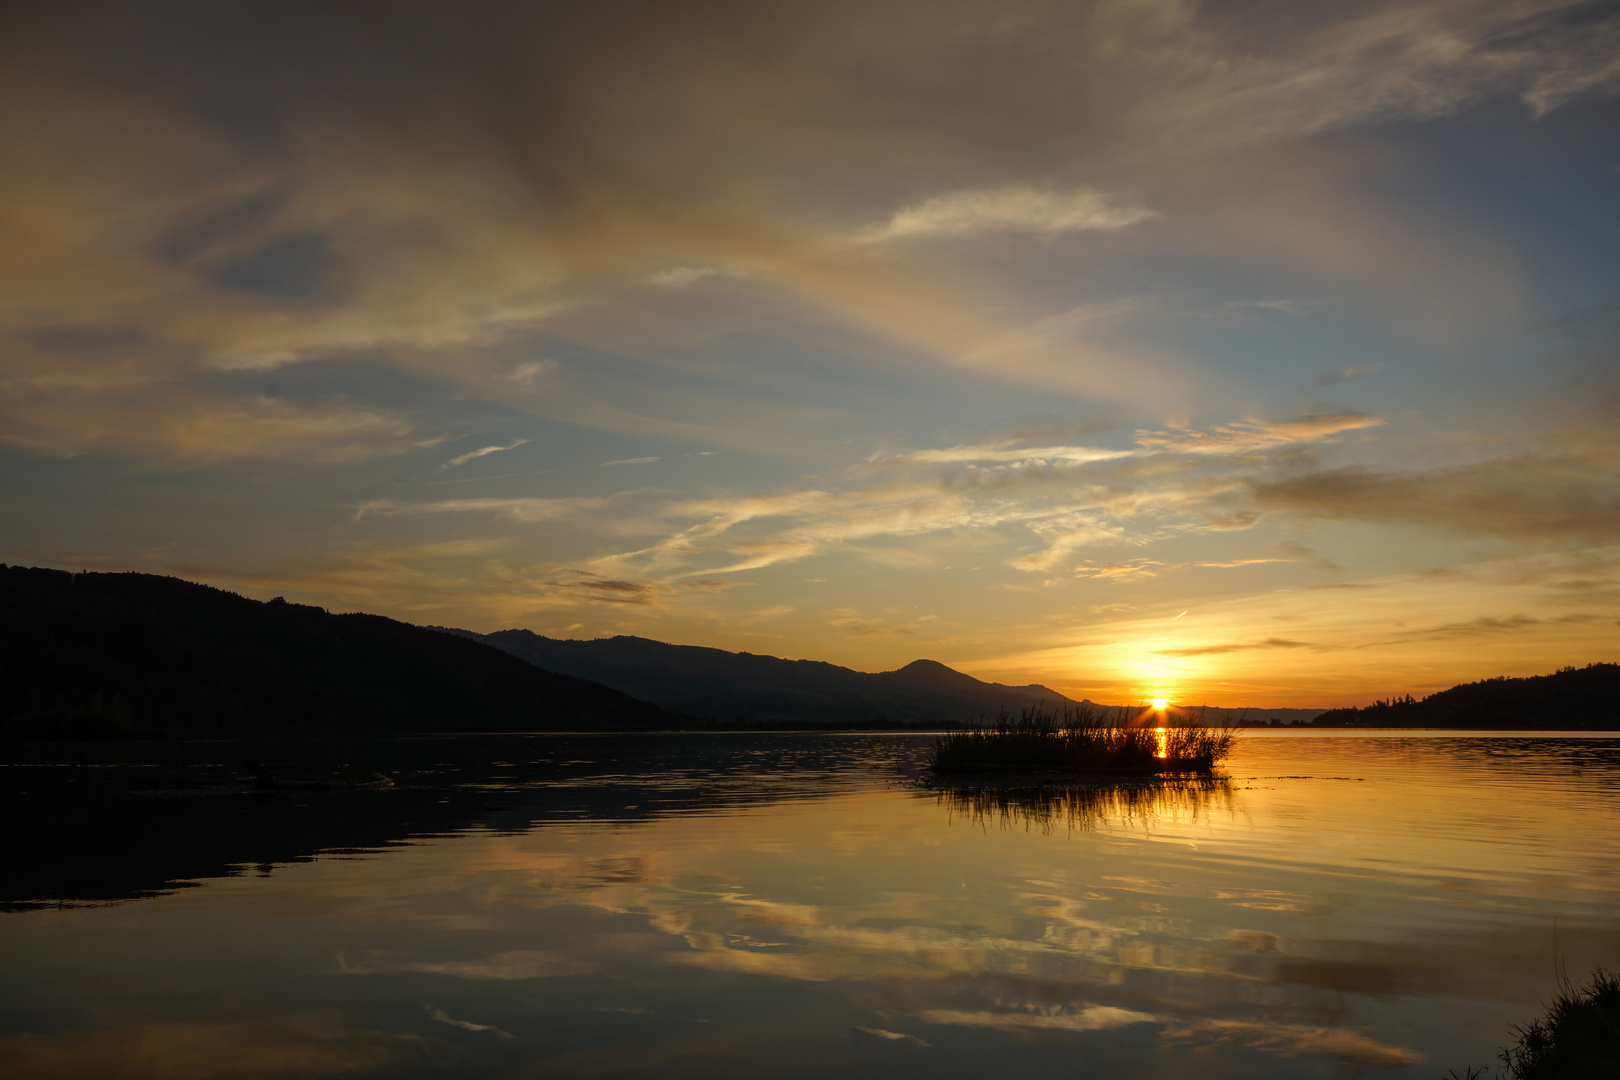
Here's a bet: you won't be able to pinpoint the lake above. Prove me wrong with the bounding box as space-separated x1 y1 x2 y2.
3 731 1619 1078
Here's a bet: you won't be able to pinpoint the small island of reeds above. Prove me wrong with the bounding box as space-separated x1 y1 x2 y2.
931 704 1235 775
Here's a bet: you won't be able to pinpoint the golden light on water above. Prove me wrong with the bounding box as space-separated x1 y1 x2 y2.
1154 727 1169 759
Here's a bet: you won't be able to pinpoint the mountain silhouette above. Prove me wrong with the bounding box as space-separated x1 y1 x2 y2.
1311 663 1620 728
449 628 1074 726
0 565 673 738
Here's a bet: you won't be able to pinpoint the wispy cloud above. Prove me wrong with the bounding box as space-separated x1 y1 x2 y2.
1157 637 1316 657
916 1006 1153 1033
871 187 1157 242
573 411 1402 581
344 950 586 980
1069 559 1166 582
544 571 672 606
442 439 528 470
427 1008 512 1039
878 442 1136 468
1135 413 1384 456
645 266 749 289
1314 364 1383 387
353 495 614 523
1163 1018 1423 1067
852 1027 930 1047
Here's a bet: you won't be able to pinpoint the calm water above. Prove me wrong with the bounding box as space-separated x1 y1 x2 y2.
3 731 1619 1078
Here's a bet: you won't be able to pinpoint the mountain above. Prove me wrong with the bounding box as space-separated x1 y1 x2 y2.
1310 664 1620 728
452 628 1074 726
0 565 673 738
1160 704 1326 726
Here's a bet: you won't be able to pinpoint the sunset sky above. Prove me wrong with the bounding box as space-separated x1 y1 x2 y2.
2 1 1617 705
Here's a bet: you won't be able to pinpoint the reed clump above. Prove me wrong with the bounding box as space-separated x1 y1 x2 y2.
1501 968 1620 1079
930 704 1234 775
1446 968 1620 1080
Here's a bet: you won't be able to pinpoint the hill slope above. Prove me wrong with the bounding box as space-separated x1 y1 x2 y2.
0 565 672 737
1311 664 1620 728
459 628 1073 725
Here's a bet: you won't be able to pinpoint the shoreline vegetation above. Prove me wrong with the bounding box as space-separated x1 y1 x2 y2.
1448 968 1620 1080
930 705 1236 775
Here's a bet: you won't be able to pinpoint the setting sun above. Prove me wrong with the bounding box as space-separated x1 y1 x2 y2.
1150 698 1168 710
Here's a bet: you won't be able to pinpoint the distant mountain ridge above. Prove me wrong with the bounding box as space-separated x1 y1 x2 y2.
1311 663 1620 728
0 565 673 738
450 628 1075 726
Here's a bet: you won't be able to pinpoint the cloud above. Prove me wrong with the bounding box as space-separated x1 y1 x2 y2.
505 360 558 382
1010 516 1128 573
915 1006 1154 1033
681 579 742 591
0 391 427 464
343 950 587 980
827 608 924 638
0 1018 402 1079
1163 1018 1424 1067
871 187 1156 241
1314 364 1382 387
426 1008 512 1039
3 0 1614 466
1135 413 1384 456
442 439 528 470
1251 453 1620 542
1380 612 1600 645
851 1027 930 1047
1070 560 1167 582
575 411 1403 582
1157 637 1315 657
645 266 751 288
646 267 720 288
878 442 1135 468
353 496 615 524
545 571 671 606
601 457 660 467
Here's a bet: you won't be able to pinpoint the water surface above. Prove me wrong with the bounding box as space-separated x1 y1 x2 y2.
3 731 1618 1078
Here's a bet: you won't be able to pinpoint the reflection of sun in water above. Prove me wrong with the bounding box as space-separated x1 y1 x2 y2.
1149 700 1169 758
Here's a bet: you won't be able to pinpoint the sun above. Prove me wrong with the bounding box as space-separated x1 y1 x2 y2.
1150 698 1168 710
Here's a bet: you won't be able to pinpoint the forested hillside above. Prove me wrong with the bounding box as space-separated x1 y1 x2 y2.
1312 664 1620 728
0 565 672 738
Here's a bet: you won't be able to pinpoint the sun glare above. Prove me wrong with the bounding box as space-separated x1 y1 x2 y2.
1150 698 1168 710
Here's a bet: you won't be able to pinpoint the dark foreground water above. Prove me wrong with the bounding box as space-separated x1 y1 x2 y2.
3 731 1618 1078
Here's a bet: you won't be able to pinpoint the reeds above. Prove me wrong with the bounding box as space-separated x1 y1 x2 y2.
930 704 1235 775
1501 968 1620 1079
1445 968 1620 1080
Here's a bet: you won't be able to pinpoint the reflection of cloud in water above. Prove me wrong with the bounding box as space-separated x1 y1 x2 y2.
427 1007 513 1038
933 777 1237 833
342 949 591 980
0 1016 404 1079
851 1026 930 1047
1164 1018 1425 1067
915 1005 1155 1033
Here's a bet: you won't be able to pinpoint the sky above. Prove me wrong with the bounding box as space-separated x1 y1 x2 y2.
2 0 1618 706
